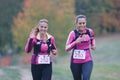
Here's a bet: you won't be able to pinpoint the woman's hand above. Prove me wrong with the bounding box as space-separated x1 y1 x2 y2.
75 35 86 43
51 49 57 55
91 45 96 50
29 29 37 38
75 37 82 43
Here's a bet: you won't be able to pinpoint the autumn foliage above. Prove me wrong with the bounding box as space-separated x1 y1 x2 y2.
12 0 75 55
0 0 120 55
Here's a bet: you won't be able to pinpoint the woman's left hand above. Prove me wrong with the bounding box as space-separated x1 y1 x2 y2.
51 49 57 55
91 45 96 50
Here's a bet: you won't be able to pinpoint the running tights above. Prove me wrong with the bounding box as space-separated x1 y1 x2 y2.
70 61 93 80
31 63 52 80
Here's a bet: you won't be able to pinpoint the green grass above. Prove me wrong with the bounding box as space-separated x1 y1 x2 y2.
52 61 72 80
0 67 20 80
91 65 120 80
90 38 120 80
93 40 120 65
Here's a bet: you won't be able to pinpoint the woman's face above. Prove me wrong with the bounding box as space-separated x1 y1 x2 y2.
76 18 86 31
38 22 48 34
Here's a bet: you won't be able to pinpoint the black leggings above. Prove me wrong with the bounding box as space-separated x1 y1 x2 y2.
70 61 93 80
31 63 52 80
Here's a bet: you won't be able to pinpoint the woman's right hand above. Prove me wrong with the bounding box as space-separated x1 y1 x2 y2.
75 34 86 43
75 37 82 43
75 36 84 43
29 29 36 38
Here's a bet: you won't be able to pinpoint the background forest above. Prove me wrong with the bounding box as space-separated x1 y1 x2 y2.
0 0 120 55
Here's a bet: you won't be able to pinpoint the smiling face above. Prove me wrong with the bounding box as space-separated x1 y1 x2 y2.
76 18 86 31
38 21 48 34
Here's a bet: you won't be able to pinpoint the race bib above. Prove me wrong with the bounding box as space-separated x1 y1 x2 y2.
38 55 50 64
73 49 86 59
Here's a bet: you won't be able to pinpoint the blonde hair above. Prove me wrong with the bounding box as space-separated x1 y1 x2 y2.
33 19 48 35
39 19 48 24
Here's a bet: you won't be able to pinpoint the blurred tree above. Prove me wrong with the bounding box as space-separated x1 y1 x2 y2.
75 0 120 35
0 0 23 54
103 0 120 32
1 0 120 55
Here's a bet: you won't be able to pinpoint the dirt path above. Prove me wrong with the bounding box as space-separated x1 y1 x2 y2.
0 69 3 76
96 33 120 44
8 66 32 80
19 67 32 80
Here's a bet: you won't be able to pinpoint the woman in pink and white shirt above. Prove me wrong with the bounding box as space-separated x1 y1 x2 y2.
25 19 58 80
66 15 96 80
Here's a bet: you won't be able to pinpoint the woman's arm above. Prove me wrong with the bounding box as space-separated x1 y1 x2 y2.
25 30 37 53
51 37 58 55
25 38 34 53
89 29 96 50
65 31 77 52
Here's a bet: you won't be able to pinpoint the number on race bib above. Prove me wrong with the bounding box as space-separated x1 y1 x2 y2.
38 55 50 64
73 50 86 59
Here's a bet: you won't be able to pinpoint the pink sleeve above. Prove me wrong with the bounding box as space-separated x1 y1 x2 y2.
51 36 57 50
25 38 34 53
89 29 95 46
65 31 76 51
